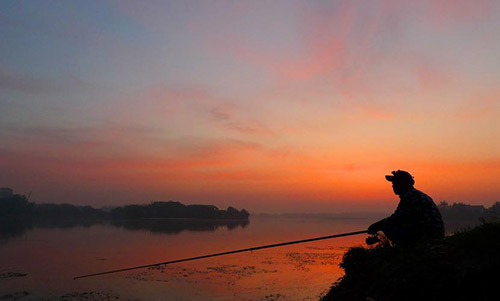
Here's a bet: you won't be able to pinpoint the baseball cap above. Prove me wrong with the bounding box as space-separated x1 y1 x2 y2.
385 170 415 185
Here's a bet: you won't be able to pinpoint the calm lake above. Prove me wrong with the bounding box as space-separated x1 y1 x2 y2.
0 216 375 300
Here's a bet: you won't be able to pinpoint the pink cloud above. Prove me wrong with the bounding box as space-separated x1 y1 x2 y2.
427 0 494 26
199 1 465 122
203 1 354 84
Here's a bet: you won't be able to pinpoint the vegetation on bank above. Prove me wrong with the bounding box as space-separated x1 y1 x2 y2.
0 192 249 220
321 220 500 301
438 201 500 220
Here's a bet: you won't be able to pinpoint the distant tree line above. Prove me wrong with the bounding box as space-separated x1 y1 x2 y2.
438 201 500 221
109 201 249 220
0 193 249 220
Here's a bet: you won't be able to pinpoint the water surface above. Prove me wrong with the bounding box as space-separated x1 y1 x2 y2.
0 216 371 300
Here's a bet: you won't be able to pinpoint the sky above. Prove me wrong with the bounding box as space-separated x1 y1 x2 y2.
0 0 499 213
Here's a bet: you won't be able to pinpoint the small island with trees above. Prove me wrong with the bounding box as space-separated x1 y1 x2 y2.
0 187 250 221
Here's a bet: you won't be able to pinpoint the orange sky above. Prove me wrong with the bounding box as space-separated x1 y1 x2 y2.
0 1 499 212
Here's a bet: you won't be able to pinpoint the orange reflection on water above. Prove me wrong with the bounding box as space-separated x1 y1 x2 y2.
0 217 369 299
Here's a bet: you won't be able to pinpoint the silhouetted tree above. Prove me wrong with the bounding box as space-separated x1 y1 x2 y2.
0 194 34 217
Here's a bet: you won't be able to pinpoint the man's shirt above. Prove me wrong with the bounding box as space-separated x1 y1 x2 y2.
374 188 445 245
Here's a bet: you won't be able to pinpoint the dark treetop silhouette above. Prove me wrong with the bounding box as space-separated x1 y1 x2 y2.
367 170 445 246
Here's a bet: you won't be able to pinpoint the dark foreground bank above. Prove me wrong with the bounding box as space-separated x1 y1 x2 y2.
321 220 500 301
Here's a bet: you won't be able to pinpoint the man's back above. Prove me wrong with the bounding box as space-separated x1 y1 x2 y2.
390 188 445 243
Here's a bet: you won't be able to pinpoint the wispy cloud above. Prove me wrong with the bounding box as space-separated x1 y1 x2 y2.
109 84 276 137
0 72 91 94
426 0 495 26
209 103 274 136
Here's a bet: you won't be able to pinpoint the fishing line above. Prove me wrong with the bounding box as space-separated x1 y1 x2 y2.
74 229 368 280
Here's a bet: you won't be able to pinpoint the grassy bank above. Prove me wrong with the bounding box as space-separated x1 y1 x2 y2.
321 220 500 301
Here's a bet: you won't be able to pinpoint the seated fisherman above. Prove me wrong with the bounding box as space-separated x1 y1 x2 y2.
367 170 445 247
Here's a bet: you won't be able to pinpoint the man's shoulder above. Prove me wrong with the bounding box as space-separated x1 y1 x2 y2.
414 189 432 200
406 189 433 203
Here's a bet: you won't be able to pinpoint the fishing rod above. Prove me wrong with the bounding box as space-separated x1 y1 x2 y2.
74 229 367 280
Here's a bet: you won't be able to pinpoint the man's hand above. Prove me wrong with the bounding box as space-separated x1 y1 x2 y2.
365 234 380 245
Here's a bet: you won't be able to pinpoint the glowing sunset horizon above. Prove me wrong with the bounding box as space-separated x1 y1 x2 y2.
1 1 498 213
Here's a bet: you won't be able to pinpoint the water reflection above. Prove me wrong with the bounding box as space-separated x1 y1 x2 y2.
0 216 369 300
0 218 249 243
110 218 249 234
0 218 31 242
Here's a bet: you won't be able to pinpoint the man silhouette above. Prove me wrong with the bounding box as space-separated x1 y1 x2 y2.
367 170 444 246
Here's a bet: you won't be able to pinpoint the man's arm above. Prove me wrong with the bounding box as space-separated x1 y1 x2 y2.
368 216 392 234
368 199 409 234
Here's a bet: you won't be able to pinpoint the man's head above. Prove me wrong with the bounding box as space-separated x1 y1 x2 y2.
385 170 415 195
